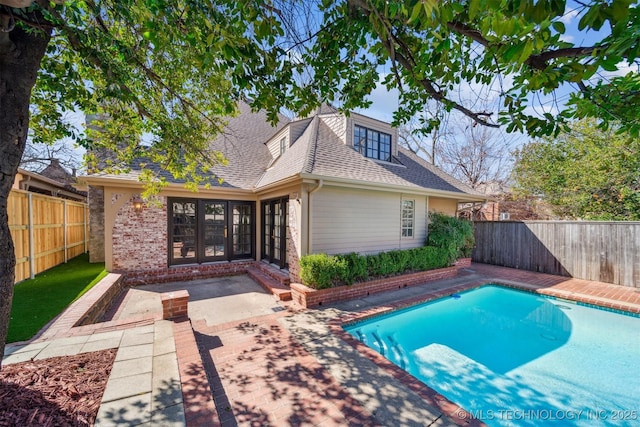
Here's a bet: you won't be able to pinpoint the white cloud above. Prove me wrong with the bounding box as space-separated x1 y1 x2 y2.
354 75 400 122
559 8 580 25
608 61 639 77
560 34 574 43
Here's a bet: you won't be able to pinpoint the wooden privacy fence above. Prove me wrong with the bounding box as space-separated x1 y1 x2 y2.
472 221 640 288
8 189 89 284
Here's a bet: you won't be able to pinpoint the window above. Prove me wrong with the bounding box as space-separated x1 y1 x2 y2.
354 125 391 161
279 137 287 156
401 200 414 237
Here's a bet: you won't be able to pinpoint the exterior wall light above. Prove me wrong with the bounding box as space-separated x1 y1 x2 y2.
132 195 144 213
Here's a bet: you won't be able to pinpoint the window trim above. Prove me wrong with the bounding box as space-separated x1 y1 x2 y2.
401 199 415 238
353 124 392 162
279 137 287 156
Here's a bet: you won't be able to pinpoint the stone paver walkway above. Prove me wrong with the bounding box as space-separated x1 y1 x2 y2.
94 321 184 426
3 263 639 427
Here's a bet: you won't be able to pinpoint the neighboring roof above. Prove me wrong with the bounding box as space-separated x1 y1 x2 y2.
84 101 483 200
40 159 76 185
15 168 87 201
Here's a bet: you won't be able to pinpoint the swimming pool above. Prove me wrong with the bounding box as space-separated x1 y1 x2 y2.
344 285 640 426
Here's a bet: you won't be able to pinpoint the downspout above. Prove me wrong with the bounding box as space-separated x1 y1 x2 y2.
306 179 323 254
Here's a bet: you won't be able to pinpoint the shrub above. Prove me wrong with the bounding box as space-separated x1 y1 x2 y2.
368 251 397 276
299 253 346 290
299 245 453 289
427 212 475 260
335 252 368 285
388 249 410 273
408 246 451 271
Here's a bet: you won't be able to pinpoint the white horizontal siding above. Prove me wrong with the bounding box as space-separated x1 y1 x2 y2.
266 128 288 159
310 187 426 255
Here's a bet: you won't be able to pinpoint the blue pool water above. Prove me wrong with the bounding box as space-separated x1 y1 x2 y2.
345 285 640 426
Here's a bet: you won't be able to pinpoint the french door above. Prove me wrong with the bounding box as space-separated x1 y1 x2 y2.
169 199 254 265
261 197 289 269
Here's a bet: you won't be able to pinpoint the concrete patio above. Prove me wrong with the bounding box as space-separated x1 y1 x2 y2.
3 264 639 426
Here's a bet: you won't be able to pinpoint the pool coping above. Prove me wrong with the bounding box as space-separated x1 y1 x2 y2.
328 278 640 426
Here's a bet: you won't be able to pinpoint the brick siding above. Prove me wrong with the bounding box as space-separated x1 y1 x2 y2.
88 186 105 263
123 260 257 286
287 201 302 283
112 196 167 272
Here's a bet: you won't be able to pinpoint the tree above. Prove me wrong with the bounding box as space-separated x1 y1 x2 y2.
398 101 452 165
20 139 81 173
0 0 638 363
247 0 640 137
511 119 640 220
0 0 291 364
439 116 514 190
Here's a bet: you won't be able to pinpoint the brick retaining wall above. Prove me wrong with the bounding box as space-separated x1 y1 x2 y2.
75 273 127 326
123 260 257 286
290 266 459 308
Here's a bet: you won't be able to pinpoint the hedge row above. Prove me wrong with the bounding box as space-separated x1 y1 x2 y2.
299 245 453 290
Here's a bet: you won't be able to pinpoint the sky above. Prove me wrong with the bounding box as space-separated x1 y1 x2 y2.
43 1 639 174
354 1 639 157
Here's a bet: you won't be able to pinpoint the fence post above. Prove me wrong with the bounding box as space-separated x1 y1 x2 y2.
63 199 68 263
84 204 88 253
28 193 35 280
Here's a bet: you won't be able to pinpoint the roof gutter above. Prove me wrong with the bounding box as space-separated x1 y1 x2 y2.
298 173 486 202
307 179 323 255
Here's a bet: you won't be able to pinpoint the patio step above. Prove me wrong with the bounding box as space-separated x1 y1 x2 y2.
247 267 292 301
254 262 291 286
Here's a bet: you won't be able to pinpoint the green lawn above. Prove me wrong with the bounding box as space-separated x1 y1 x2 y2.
7 253 107 343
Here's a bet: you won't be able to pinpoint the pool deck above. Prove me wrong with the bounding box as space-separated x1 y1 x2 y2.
3 263 639 426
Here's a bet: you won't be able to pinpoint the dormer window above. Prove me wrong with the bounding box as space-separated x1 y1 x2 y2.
279 137 287 156
354 125 391 161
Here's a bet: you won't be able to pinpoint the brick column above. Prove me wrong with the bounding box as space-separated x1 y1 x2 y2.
161 290 189 319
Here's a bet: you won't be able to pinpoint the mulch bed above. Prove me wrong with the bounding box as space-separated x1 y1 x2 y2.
0 349 116 427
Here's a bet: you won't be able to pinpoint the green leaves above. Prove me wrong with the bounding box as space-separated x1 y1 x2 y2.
512 119 640 220
20 0 640 191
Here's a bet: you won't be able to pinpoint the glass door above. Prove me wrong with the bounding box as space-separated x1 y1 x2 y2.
202 201 226 261
170 200 197 264
231 202 254 259
169 199 254 265
261 197 289 269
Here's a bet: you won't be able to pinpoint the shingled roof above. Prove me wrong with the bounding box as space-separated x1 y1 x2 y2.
86 102 288 189
86 102 483 199
256 112 483 198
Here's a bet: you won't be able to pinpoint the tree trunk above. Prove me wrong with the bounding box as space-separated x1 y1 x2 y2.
0 25 51 365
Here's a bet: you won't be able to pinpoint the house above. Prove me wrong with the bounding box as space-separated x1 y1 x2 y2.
81 103 486 283
458 192 554 221
13 161 86 202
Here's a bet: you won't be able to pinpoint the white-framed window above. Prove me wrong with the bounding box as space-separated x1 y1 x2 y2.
279 137 287 156
354 124 391 161
401 199 415 237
